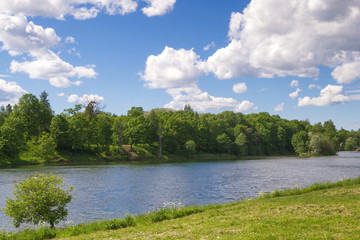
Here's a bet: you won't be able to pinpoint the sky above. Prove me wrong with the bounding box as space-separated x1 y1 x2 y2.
1 0 360 130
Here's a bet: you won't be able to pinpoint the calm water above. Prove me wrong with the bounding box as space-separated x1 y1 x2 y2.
1 151 360 231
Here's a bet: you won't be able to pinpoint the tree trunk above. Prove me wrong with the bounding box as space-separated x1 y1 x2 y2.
130 139 135 151
158 124 163 157
118 124 124 153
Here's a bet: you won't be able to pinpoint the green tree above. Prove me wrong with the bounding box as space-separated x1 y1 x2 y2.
184 140 196 156
344 137 356 151
37 132 57 162
216 133 232 153
125 107 150 151
112 116 125 153
12 94 42 138
0 115 26 157
235 132 248 156
39 91 54 133
291 131 309 155
68 113 88 152
50 114 70 149
3 173 73 228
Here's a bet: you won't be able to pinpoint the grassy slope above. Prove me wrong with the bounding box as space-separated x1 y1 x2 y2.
60 182 360 240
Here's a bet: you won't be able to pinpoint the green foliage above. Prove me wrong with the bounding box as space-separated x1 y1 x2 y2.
184 140 196 156
2 90 359 163
344 137 357 151
309 132 336 156
0 115 26 157
291 131 309 155
3 173 73 228
37 133 57 161
234 132 248 156
50 114 70 149
216 133 232 153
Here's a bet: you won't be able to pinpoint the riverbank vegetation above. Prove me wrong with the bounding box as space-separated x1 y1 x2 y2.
1 177 360 239
1 92 360 166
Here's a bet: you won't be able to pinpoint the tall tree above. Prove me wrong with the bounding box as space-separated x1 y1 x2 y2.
112 116 125 153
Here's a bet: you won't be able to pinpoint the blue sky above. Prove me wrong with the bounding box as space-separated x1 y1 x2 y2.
1 0 360 130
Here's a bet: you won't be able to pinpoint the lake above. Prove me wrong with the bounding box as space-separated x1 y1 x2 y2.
1 151 360 231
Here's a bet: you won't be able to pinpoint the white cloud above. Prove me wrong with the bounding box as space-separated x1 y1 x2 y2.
142 46 203 89
57 92 65 97
10 49 96 87
274 102 284 112
0 14 60 56
228 12 243 40
308 84 321 90
164 86 256 113
142 46 256 112
298 84 359 107
67 94 104 104
331 59 360 84
0 14 97 87
0 79 27 106
290 80 299 88
232 82 247 94
65 36 75 44
204 0 360 82
0 74 10 78
0 0 138 20
203 41 215 51
142 0 176 17
289 88 302 99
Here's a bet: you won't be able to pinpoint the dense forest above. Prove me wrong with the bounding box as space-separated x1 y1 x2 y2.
0 91 360 163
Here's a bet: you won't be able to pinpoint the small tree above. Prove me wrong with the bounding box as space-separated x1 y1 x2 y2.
3 173 73 228
184 140 196 156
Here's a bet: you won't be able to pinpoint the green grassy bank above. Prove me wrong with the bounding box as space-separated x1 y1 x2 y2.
1 144 290 168
2 177 360 240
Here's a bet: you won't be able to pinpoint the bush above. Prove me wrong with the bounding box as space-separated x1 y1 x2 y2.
184 140 196 156
3 173 73 229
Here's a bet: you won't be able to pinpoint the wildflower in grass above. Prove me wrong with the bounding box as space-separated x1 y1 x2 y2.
258 192 264 198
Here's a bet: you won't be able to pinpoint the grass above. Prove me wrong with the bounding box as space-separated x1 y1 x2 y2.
2 177 360 239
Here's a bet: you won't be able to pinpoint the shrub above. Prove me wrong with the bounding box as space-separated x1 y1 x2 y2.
3 173 73 229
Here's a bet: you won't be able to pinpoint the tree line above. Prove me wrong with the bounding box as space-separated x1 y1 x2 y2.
0 92 359 162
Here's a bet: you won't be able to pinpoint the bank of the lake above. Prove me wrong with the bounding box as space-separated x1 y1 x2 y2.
0 144 297 168
3 177 360 240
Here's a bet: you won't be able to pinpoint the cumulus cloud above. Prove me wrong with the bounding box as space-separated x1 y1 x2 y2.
298 84 360 107
290 80 299 88
0 14 60 56
0 79 27 105
142 46 256 112
67 94 104 104
289 88 302 99
142 46 203 89
274 102 284 112
142 0 176 17
232 82 247 94
164 87 256 112
331 59 360 84
0 14 97 87
308 84 321 90
0 0 138 20
203 0 360 82
57 92 65 97
10 49 96 87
